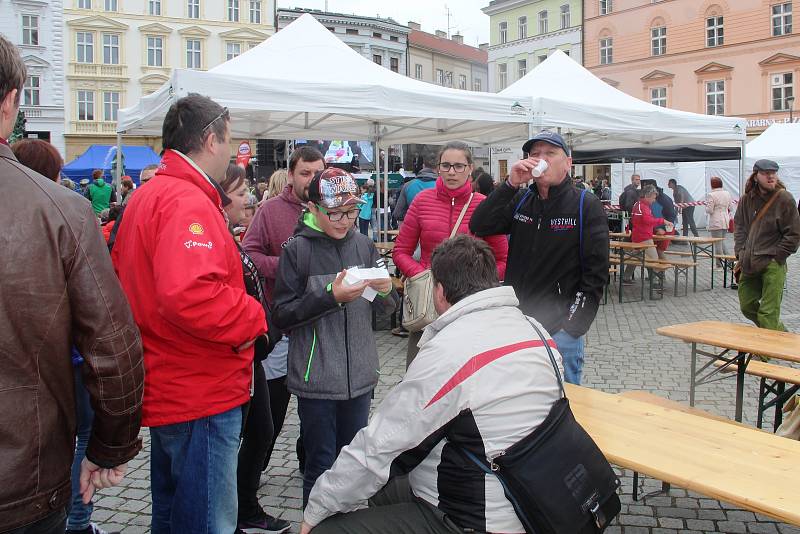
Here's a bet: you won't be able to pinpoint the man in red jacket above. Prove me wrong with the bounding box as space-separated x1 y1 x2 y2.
112 94 267 533
623 185 664 284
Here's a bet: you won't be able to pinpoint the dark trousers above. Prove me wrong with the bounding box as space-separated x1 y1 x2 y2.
6 510 66 534
358 218 370 236
264 375 291 470
237 364 274 521
682 206 699 237
313 476 462 534
297 392 372 507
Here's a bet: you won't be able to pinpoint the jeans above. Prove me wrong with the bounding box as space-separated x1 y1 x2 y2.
150 405 243 534
552 329 585 385
237 365 274 521
67 366 94 530
738 260 788 332
6 509 66 534
358 218 371 236
297 392 372 507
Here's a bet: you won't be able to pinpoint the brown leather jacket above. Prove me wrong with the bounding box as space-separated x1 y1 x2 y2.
0 143 144 530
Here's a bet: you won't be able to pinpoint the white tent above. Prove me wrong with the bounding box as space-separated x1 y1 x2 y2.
116 14 530 145
500 50 747 150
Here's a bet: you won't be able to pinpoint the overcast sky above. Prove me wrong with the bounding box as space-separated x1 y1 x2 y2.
276 0 491 46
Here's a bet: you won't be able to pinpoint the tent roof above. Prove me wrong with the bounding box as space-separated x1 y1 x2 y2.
501 50 746 150
746 123 800 160
117 14 529 145
571 144 741 164
62 144 160 182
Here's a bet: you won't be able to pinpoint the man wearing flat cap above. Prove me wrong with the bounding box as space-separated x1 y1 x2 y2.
734 159 800 331
470 131 609 384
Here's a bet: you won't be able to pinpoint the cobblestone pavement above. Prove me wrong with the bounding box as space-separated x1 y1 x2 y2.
92 243 800 533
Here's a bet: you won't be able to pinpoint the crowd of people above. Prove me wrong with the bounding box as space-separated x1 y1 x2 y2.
2 31 800 534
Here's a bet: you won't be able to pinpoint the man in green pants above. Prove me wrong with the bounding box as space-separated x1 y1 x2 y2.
734 159 800 331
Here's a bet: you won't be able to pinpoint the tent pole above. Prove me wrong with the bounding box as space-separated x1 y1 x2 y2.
374 137 380 240
739 140 746 199
383 146 389 242
115 133 123 198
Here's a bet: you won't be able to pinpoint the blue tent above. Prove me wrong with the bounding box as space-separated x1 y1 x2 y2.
62 145 160 185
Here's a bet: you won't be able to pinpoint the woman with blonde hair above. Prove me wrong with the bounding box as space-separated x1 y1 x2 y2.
266 169 289 200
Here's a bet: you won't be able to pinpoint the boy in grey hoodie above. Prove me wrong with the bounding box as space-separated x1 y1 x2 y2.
273 168 399 507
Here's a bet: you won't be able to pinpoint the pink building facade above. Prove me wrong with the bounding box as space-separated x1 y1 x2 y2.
584 0 800 136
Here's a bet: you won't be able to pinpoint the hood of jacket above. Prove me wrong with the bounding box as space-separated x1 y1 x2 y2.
281 184 305 206
420 286 518 346
435 175 473 203
417 167 438 181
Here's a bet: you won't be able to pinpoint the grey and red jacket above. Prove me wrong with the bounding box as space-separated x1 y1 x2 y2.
272 213 399 400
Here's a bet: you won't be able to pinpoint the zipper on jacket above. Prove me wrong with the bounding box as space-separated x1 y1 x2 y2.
304 328 317 382
450 197 455 231
335 246 352 398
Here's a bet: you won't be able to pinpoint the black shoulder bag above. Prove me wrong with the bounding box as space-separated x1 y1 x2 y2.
456 317 621 534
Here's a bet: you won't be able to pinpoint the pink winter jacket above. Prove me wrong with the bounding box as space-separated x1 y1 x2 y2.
393 177 508 279
705 188 733 231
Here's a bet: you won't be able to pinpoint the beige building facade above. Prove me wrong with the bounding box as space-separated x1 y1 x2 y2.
63 0 275 161
585 0 800 137
407 23 488 92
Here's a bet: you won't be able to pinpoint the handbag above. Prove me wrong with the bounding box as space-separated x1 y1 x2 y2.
727 217 735 234
455 318 621 534
734 191 780 283
402 193 473 332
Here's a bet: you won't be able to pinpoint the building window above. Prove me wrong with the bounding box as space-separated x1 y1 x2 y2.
76 32 94 63
651 87 667 107
599 37 612 64
538 54 547 64
226 42 241 60
772 72 793 111
103 91 119 121
390 35 399 42
77 90 94 121
518 59 527 79
147 36 163 67
346 28 358 35
445 71 453 87
414 63 422 79
187 0 200 19
23 76 40 106
21 15 39 46
78 0 91 8
149 0 161 15
498 63 507 89
651 26 666 56
706 15 723 47
459 74 467 90
772 3 792 36
560 4 570 29
518 16 527 39
499 21 507 44
373 32 382 39
538 11 548 34
104 0 117 10
228 0 239 22
373 54 382 66
472 78 481 91
706 80 725 115
390 57 399 73
187 39 201 69
600 0 612 15
250 1 261 23
102 34 120 64
436 68 444 85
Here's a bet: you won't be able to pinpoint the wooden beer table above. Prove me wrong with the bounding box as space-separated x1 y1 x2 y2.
609 241 655 303
652 235 725 291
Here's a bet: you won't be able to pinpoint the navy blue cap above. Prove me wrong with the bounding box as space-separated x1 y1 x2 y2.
522 131 570 156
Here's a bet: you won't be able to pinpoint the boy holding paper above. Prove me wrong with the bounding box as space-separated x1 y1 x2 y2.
273 168 399 507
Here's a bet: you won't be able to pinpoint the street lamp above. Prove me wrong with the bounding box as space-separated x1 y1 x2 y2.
788 95 795 123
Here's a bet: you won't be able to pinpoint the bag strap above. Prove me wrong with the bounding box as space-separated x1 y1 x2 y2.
450 192 474 239
513 187 533 218
743 190 781 251
578 188 586 276
524 316 566 400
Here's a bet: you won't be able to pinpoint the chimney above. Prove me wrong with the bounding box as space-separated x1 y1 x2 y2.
408 21 421 30
479 42 489 50
435 30 447 38
451 33 463 44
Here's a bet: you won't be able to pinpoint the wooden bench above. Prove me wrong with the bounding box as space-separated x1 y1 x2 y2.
618 390 750 500
718 254 737 287
607 258 681 299
649 258 696 297
664 250 696 258
713 360 800 431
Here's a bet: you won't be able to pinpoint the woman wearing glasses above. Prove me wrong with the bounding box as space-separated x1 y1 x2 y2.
393 141 508 366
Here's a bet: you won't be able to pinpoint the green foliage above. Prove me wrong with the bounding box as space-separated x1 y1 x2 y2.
9 110 26 144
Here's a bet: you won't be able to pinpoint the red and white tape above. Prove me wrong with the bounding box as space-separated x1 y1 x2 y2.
605 198 739 210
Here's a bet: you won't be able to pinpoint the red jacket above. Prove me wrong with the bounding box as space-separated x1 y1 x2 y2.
630 200 665 243
394 177 508 279
111 150 267 427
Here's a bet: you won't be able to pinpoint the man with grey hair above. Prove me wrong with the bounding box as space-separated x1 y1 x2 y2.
623 184 664 283
139 163 158 185
393 147 438 222
619 173 641 214
0 34 144 534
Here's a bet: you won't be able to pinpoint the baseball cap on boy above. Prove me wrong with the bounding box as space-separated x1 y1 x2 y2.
307 168 365 209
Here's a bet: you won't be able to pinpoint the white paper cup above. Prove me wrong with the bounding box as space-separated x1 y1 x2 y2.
531 159 549 177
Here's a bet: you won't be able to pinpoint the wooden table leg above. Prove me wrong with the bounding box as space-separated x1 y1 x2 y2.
735 351 747 422
690 342 697 407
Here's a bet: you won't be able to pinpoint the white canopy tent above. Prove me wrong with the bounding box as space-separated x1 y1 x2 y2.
500 50 747 150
